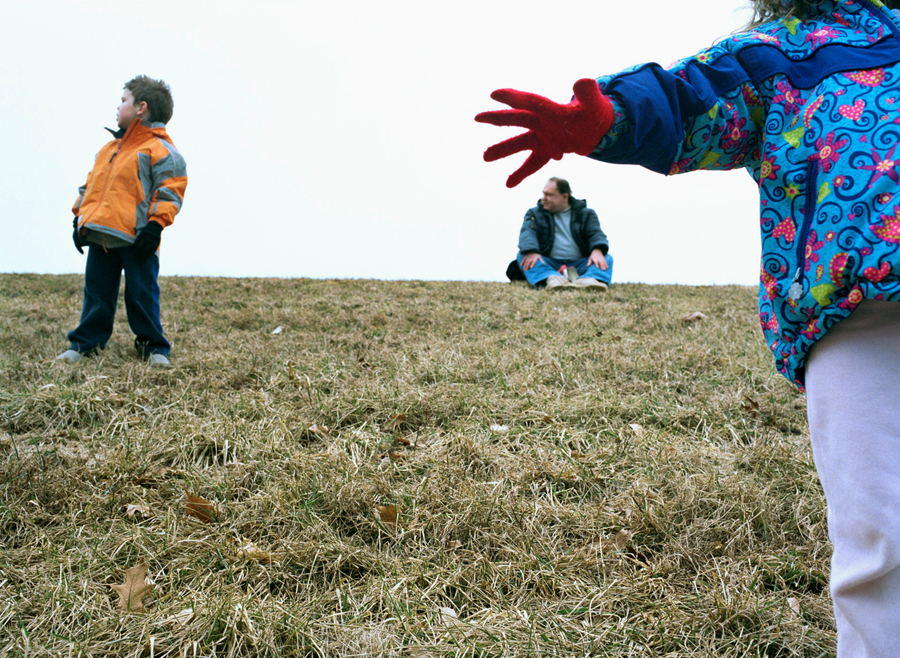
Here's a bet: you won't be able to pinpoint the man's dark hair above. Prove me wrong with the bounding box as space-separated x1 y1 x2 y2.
125 75 174 124
548 177 572 200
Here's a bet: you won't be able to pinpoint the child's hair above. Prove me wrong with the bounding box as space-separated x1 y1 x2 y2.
745 0 804 29
124 75 174 124
746 0 900 29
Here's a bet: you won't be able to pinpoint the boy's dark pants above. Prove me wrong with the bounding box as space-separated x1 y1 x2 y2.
67 244 171 357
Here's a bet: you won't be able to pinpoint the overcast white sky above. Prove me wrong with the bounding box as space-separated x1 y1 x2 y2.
1 0 760 285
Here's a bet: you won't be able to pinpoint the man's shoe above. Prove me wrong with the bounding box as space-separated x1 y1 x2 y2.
573 277 608 292
544 274 572 291
147 353 171 367
56 349 83 362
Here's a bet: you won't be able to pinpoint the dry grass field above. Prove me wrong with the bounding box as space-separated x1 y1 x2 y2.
0 274 833 657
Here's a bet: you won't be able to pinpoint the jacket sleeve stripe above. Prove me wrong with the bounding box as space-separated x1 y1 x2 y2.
145 140 187 227
73 184 87 215
737 39 900 89
599 56 751 173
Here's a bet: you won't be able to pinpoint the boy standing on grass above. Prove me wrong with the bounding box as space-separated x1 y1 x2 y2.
58 75 187 367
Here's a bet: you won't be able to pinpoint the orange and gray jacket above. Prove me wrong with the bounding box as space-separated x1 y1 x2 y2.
73 118 187 245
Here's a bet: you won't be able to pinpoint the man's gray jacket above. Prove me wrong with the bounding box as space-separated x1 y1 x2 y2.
518 197 609 257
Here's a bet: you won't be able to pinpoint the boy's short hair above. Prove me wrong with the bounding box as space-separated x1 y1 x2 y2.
125 75 174 124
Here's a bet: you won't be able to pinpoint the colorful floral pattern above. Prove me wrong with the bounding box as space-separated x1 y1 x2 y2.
594 0 900 387
773 80 806 116
859 145 900 186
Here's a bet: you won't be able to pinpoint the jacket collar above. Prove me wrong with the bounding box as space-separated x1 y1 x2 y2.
104 117 165 141
105 125 128 140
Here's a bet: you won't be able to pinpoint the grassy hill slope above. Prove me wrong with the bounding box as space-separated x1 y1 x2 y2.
0 275 832 657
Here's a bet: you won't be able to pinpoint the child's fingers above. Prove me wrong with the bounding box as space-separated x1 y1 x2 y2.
489 88 559 114
571 78 603 105
506 151 551 188
474 108 540 131
483 132 539 162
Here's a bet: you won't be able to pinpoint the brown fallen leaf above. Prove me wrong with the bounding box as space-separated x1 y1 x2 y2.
374 504 398 524
162 608 194 626
185 492 216 523
629 423 645 438
124 504 151 519
444 540 463 550
397 434 426 449
384 413 407 432
306 424 329 439
234 537 275 564
742 395 761 417
110 563 153 612
608 529 632 550
131 467 170 486
582 529 633 554
682 311 708 322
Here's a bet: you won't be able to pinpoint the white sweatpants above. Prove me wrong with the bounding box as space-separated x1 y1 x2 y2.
806 300 900 658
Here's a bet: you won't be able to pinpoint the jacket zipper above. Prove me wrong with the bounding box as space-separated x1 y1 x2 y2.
83 145 120 225
83 128 130 225
788 160 819 301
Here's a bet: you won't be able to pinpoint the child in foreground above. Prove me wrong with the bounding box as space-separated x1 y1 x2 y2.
477 0 900 655
59 76 187 367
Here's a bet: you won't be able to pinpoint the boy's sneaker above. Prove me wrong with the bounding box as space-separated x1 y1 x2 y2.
544 274 572 291
147 354 171 367
56 349 83 362
573 277 608 292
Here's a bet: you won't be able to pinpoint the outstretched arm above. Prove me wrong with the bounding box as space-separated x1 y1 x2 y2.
475 78 614 188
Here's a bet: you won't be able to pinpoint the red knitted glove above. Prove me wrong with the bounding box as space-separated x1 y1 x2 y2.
475 78 614 188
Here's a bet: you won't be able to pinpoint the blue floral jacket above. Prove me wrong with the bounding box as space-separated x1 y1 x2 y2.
593 0 900 387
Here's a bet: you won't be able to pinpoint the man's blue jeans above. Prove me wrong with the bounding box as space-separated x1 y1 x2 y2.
67 244 170 357
516 252 614 288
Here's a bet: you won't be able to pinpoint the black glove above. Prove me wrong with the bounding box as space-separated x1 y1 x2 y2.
132 221 163 262
72 217 89 254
